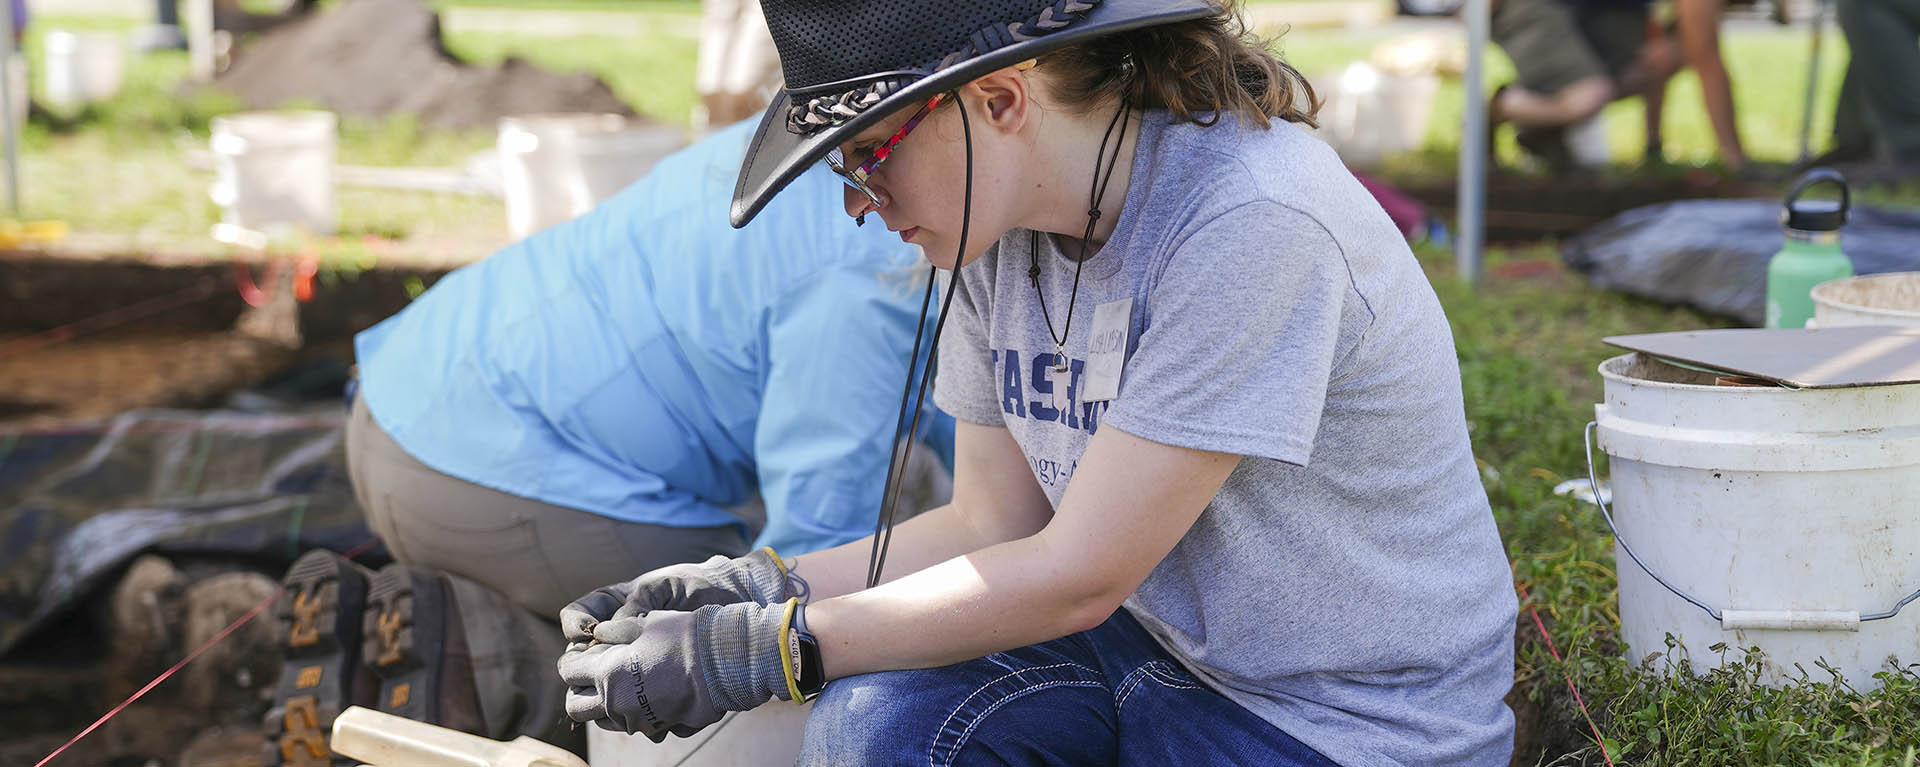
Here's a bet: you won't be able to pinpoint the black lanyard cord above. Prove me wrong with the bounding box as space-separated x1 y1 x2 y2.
864 255 939 587
866 92 972 590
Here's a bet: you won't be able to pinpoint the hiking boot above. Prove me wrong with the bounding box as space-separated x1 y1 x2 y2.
1515 126 1576 173
262 549 378 767
362 564 486 734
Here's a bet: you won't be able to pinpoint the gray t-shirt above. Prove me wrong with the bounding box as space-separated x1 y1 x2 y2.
933 112 1517 766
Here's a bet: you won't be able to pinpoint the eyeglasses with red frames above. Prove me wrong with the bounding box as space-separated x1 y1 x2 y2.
823 92 948 208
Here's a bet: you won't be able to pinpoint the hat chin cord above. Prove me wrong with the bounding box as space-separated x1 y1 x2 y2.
864 92 1131 588
866 92 972 589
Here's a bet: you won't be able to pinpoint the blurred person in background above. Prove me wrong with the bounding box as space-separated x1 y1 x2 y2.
262 120 953 765
693 0 783 133
1823 0 1920 177
1489 0 1682 169
1645 0 1747 170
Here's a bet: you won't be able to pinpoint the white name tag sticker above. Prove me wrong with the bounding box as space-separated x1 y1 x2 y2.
1080 297 1133 403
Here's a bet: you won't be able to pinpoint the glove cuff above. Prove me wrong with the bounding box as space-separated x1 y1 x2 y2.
741 547 793 604
693 601 791 711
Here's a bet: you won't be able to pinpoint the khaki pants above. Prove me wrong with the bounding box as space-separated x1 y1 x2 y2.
345 396 750 620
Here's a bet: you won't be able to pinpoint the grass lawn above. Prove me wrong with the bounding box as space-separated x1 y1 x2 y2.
11 5 1920 764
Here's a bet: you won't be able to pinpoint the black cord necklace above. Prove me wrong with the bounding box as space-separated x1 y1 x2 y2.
1029 99 1131 375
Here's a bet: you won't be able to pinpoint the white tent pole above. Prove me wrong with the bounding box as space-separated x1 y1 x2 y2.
1797 0 1828 163
0 4 19 217
1456 0 1489 286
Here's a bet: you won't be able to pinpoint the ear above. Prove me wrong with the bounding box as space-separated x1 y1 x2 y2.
963 66 1032 135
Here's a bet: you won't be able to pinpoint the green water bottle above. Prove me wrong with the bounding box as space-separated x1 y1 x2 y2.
1765 168 1853 329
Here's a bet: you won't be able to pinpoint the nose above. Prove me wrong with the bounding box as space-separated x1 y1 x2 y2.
844 184 880 221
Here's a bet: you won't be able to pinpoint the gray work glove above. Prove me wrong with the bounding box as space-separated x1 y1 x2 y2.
558 547 792 644
556 600 792 741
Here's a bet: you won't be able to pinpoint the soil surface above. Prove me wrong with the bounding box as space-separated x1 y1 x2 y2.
0 246 450 421
210 0 638 131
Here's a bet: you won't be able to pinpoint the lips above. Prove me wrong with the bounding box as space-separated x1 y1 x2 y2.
897 227 919 243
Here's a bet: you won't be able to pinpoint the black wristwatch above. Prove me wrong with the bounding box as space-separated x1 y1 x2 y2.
791 602 826 699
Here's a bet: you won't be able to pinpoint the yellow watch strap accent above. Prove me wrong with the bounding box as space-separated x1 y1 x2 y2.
777 597 805 705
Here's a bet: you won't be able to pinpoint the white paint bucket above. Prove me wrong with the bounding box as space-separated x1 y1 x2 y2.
1592 353 1920 689
1312 62 1438 166
42 30 126 112
209 110 337 237
498 114 684 241
1566 112 1609 167
587 702 811 767
1812 272 1920 329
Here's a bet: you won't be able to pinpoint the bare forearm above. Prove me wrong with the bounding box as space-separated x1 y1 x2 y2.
804 529 1117 679
786 500 1026 602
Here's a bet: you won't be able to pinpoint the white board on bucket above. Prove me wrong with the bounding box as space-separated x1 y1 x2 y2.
1604 326 1920 389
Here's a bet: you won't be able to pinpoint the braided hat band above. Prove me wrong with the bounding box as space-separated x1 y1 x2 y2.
733 0 1216 228
786 0 1101 135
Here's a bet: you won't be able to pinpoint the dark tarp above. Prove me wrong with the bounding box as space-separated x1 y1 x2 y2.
0 408 384 656
1560 199 1920 326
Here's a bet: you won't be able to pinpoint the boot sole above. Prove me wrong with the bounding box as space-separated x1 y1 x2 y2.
363 564 448 725
262 549 371 767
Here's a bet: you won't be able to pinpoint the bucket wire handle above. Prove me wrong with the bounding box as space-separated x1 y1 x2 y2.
1584 421 1920 625
1583 421 1723 622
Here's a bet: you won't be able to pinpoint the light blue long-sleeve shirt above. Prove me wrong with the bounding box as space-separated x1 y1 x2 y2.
353 121 949 555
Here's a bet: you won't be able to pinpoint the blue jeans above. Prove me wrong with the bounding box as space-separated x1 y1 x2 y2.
796 609 1338 766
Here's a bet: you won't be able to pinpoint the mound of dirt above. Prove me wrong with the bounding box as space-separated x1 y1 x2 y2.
209 0 637 131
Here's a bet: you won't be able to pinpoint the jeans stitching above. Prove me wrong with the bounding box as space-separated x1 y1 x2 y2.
930 680 1106 767
928 662 1102 767
1146 665 1200 688
1114 660 1202 715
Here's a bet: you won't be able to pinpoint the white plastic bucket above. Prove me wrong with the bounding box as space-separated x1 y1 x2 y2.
1812 272 1920 329
587 702 811 767
1592 353 1920 689
1566 112 1609 167
42 30 126 112
209 110 337 237
1310 63 1438 166
498 114 684 241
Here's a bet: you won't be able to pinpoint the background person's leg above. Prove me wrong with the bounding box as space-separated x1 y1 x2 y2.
1674 0 1747 168
1835 0 1920 162
347 395 748 619
1491 0 1615 130
1829 60 1880 163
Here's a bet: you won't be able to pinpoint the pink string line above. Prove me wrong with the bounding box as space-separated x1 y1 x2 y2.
1517 579 1617 767
31 538 380 767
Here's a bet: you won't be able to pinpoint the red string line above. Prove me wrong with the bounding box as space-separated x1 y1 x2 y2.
31 538 380 767
0 278 221 360
1516 577 1617 767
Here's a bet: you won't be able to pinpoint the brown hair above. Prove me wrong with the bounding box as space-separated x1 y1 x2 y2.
1035 1 1320 130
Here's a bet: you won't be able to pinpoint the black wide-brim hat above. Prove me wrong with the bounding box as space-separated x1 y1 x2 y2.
730 0 1221 228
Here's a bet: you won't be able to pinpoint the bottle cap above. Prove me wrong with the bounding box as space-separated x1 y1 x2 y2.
1781 168 1849 232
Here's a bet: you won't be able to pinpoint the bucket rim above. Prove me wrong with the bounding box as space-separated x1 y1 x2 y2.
1811 272 1920 320
1596 352 1807 394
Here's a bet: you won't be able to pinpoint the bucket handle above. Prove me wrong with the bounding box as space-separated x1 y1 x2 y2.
1583 421 1920 632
